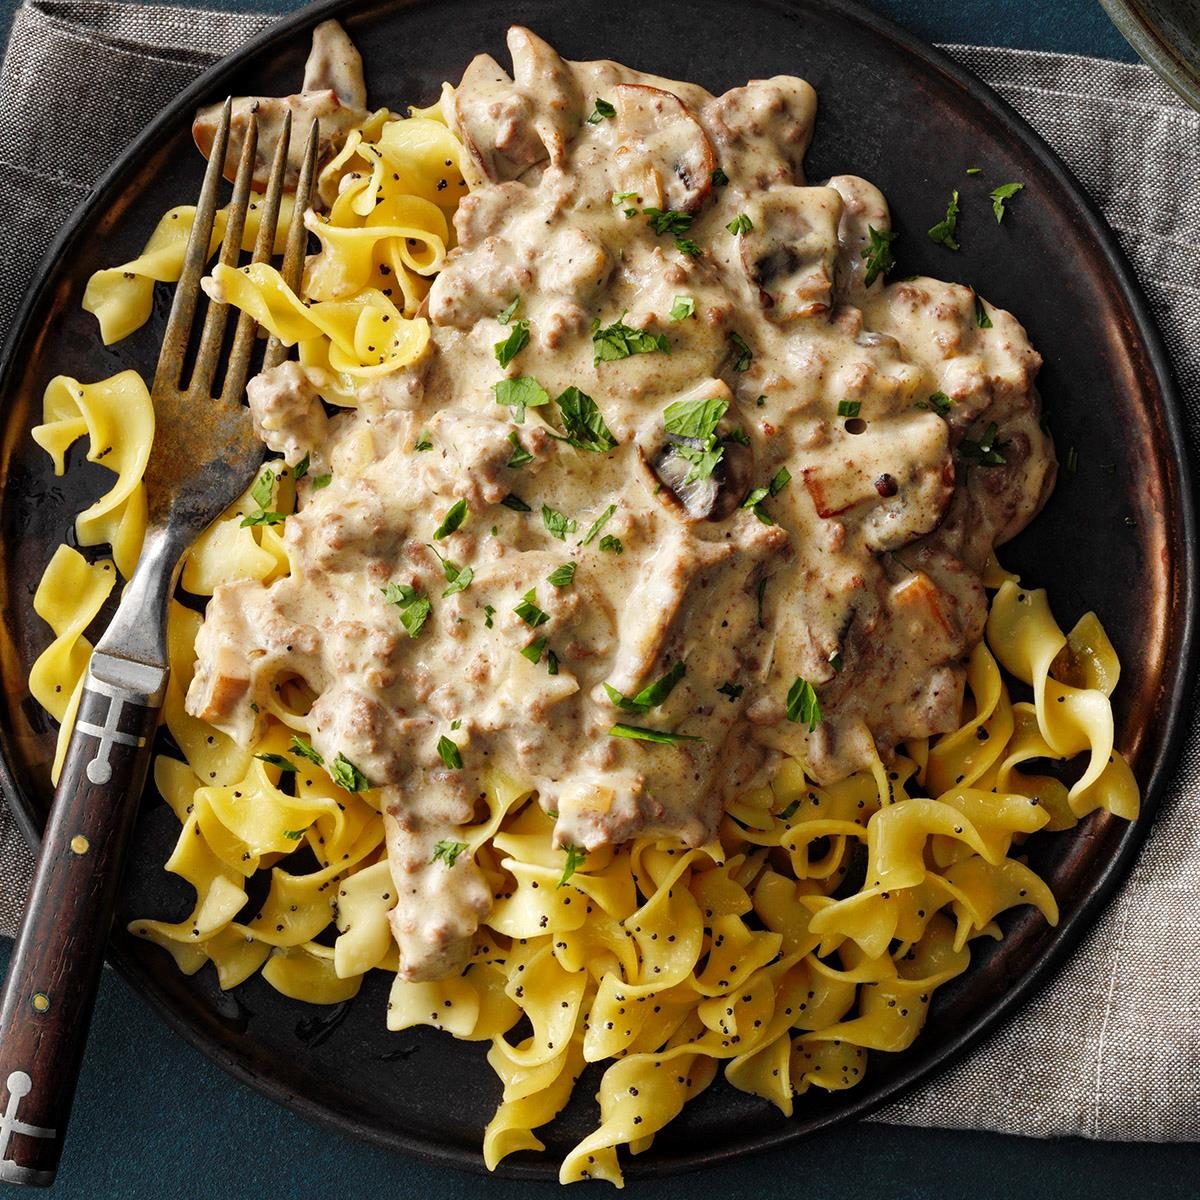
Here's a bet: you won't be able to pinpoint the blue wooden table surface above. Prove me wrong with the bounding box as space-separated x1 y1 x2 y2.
2 0 1197 1195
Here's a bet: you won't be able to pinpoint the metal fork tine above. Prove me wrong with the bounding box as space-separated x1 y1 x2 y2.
264 117 320 371
221 111 292 404
190 113 258 398
154 97 232 395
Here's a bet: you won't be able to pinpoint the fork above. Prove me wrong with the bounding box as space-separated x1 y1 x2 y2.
0 101 319 1187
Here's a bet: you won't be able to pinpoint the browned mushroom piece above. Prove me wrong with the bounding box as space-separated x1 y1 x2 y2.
738 186 843 320
452 26 583 188
613 84 716 215
637 381 753 521
192 19 368 189
700 76 818 188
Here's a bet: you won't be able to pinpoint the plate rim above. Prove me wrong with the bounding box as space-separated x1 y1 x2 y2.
1098 0 1200 112
0 0 1196 1179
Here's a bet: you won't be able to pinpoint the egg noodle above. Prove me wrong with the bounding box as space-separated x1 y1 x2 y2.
28 98 1138 1186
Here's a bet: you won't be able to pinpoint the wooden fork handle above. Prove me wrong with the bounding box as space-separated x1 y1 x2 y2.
0 657 165 1185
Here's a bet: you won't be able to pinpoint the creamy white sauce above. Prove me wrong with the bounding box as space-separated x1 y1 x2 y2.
187 27 1054 981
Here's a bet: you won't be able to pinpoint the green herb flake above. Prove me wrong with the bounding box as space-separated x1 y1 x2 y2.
599 534 623 554
255 753 298 772
497 296 520 325
554 386 618 451
728 331 752 372
592 317 669 365
837 400 861 418
927 190 961 251
293 454 310 481
829 650 845 673
433 498 469 540
725 213 753 236
311 474 332 491
603 661 686 713
959 421 1007 466
547 561 577 588
520 636 548 664
432 839 468 866
1066 445 1078 474
289 735 324 766
711 167 729 187
558 844 587 888
644 208 693 236
251 469 275 509
494 319 531 368
240 511 288 527
283 828 306 840
926 391 953 416
581 503 617 546
382 582 432 639
785 677 822 732
990 181 1024 223
514 588 550 628
608 722 704 745
441 562 475 598
778 799 801 821
966 166 982 175
542 504 576 541
674 237 702 258
587 97 616 124
670 295 695 321
506 431 533 468
974 293 993 329
501 493 532 512
483 604 496 629
863 225 898 287
414 433 433 452
436 736 463 771
742 466 791 524
331 752 369 793
493 375 549 424
662 395 729 484
717 681 744 702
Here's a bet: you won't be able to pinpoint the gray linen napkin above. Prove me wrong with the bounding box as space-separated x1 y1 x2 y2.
0 0 1197 1144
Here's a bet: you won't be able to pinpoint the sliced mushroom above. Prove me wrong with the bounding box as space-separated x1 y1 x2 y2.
738 186 843 320
451 27 583 188
637 380 752 521
826 175 892 296
192 20 368 189
613 84 716 214
700 77 818 187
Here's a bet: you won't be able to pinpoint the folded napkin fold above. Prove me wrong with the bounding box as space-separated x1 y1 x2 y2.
0 0 1196 1144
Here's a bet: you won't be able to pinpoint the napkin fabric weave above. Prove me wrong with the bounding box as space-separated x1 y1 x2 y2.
0 0 1197 1144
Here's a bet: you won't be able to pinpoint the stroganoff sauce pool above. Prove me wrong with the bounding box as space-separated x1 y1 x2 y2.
189 27 1054 980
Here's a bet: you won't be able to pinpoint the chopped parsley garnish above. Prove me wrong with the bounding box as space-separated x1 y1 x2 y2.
599 534 623 554
436 736 463 770
497 296 520 325
917 391 954 416
725 213 753 236
433 498 469 540
382 581 432 638
432 839 468 866
514 588 550 628
728 331 753 372
547 562 577 588
289 735 324 766
862 225 898 287
558 844 587 888
542 503 576 541
663 395 729 483
608 723 704 745
493 375 549 424
587 97 616 123
311 474 332 491
742 466 791 524
974 294 993 329
546 649 559 675
501 493 532 512
331 753 369 793
240 511 287 527
283 828 305 840
927 190 961 250
592 317 669 364
673 237 702 258
670 295 695 321
428 547 474 597
829 650 845 673
414 432 433 452
521 637 549 664
711 167 729 187
785 677 822 731
483 604 496 628
966 166 982 175
756 394 767 407
451 719 461 730
251 468 275 509
506 431 533 468
726 427 751 446
717 681 744 702
293 454 310 481
494 319 530 367
778 799 801 821
837 400 861 418
255 753 297 772
990 181 1024 223
604 660 686 713
644 208 693 236
554 386 618 451
581 503 617 546
959 421 1007 466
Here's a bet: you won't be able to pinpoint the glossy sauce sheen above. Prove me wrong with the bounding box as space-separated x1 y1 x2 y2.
187 28 1054 981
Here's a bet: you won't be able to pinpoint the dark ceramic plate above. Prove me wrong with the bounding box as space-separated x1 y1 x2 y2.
0 0 1194 1179
1100 0 1200 111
